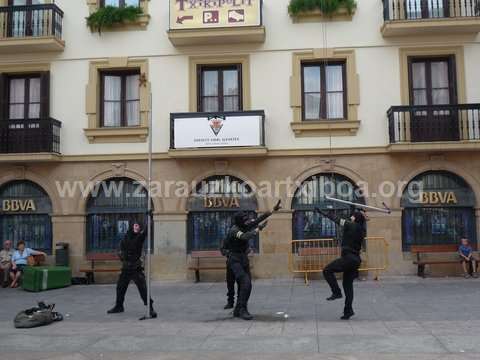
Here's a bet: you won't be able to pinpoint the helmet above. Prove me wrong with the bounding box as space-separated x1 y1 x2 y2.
234 211 249 228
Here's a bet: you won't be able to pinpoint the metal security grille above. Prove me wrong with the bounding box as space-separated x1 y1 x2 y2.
86 178 150 253
0 214 52 252
292 174 365 240
0 180 53 252
187 175 258 252
187 211 258 252
401 171 477 250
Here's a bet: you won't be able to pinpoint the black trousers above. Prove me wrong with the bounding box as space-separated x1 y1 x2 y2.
227 254 251 309
115 267 153 307
226 261 237 304
323 252 361 313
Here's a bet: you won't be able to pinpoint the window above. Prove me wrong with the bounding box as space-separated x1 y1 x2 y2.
86 178 151 253
401 171 476 250
4 72 49 120
198 65 242 112
292 174 365 240
302 61 346 121
0 180 53 253
187 175 258 252
8 75 40 120
100 71 140 127
408 56 458 142
101 0 139 7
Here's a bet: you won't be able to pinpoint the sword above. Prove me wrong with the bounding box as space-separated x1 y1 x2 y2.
325 196 391 214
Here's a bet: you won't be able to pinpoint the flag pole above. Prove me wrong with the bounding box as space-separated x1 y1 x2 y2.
145 92 153 319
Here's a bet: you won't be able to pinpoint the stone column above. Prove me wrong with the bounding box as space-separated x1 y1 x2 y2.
151 212 188 280
51 215 86 276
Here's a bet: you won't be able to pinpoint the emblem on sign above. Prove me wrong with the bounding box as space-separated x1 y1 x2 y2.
208 116 225 136
229 10 245 23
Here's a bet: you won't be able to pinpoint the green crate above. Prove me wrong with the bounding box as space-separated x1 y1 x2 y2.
22 266 71 292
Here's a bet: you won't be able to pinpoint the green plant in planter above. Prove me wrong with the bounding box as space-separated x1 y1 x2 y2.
87 6 143 34
288 0 356 17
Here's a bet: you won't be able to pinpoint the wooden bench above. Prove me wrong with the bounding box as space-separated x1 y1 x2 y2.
189 251 225 283
411 244 477 278
79 253 121 284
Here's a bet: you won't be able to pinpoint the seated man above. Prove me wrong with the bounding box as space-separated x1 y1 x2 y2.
459 237 478 279
10 240 47 288
0 240 13 288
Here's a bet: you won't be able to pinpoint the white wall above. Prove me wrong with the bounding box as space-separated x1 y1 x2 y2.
9 0 478 155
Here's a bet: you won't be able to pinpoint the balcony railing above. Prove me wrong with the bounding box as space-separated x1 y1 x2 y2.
0 118 61 154
0 4 63 40
383 0 480 21
388 104 480 143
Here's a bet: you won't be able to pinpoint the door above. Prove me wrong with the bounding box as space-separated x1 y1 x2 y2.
7 0 45 37
405 0 449 19
408 56 458 142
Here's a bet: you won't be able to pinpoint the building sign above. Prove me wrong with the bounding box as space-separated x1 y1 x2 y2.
418 192 458 205
401 172 475 208
171 111 264 149
204 196 241 209
170 0 262 30
2 199 36 213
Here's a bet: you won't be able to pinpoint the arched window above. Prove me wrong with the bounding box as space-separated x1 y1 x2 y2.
0 180 52 252
86 177 150 253
401 171 476 250
292 174 365 240
187 175 258 252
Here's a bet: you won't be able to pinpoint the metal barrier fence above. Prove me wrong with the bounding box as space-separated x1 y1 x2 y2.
289 237 389 284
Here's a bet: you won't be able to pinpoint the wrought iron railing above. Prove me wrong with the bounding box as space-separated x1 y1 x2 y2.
387 104 480 143
383 0 480 21
0 4 63 39
0 118 61 154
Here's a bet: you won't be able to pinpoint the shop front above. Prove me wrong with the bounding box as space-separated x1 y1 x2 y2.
401 170 477 250
86 177 150 254
187 175 258 252
0 180 53 252
292 173 365 240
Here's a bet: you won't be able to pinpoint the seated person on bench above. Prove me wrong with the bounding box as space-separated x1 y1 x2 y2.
459 238 478 279
10 241 47 288
0 240 13 288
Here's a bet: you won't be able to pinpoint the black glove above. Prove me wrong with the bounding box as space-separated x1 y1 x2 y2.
273 200 282 212
258 221 268 231
315 207 330 218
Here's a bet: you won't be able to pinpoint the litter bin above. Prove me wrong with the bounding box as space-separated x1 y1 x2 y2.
55 242 69 267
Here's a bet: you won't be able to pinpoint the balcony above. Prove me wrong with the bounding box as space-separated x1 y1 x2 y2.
0 118 61 161
0 4 64 53
387 104 480 152
382 0 480 37
169 111 267 158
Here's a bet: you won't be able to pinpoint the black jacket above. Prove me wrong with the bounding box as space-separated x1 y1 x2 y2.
221 212 272 256
318 210 364 255
119 230 146 269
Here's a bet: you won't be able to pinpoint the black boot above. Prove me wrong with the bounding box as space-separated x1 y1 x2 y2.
224 301 234 310
341 309 355 320
326 293 343 301
238 307 253 321
149 305 157 319
233 305 240 317
107 305 124 314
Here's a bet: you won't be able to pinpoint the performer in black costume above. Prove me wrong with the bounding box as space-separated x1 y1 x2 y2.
315 207 367 320
223 200 282 320
107 222 157 319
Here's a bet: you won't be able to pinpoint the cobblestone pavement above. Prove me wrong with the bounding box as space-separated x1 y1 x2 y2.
1 277 480 360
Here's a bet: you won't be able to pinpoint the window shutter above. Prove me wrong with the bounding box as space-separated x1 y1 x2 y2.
40 71 50 119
